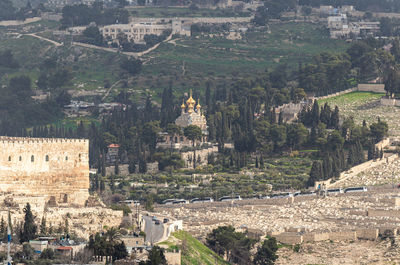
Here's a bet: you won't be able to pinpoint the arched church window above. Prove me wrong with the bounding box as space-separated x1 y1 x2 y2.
19 156 22 161
65 156 68 161
46 155 49 162
8 156 11 161
31 155 34 162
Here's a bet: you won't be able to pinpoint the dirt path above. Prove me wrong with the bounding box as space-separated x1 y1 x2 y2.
25 33 63 47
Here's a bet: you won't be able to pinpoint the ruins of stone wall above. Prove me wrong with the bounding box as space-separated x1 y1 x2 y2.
181 146 218 169
0 137 90 206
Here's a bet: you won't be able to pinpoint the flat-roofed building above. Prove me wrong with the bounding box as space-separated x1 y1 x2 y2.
101 23 170 43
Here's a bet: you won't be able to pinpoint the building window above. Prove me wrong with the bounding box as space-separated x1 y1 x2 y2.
19 156 22 161
46 155 49 162
180 136 183 141
65 156 68 161
31 155 34 162
8 156 11 161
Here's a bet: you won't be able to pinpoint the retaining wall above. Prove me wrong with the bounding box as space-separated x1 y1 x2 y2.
275 233 303 244
357 84 385 93
367 209 400 217
356 229 379 240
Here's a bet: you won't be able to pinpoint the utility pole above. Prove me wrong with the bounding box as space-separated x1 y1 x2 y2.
7 210 12 265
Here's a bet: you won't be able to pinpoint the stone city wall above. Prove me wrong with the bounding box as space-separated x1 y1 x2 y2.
0 137 90 206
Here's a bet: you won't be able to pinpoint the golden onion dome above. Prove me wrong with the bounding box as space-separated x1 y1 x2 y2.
181 100 186 109
186 96 196 106
186 89 196 106
196 99 201 109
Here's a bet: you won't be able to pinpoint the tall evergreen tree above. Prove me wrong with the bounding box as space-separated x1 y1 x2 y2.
40 216 46 235
307 161 323 187
20 203 37 243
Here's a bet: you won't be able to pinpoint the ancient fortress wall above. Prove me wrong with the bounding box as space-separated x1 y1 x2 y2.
0 137 89 206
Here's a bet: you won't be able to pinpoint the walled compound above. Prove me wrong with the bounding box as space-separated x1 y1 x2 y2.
0 136 124 239
0 136 89 206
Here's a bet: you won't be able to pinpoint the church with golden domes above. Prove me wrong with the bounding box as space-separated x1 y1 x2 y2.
158 90 209 149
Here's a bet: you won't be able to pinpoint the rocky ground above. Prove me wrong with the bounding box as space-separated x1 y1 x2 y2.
155 188 400 265
277 238 400 265
330 159 400 188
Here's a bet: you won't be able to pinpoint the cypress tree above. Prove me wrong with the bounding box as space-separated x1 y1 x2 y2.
307 161 323 187
20 203 37 243
278 112 283 125
0 217 5 241
311 100 320 126
255 156 259 168
368 143 375 160
40 216 46 235
347 144 355 166
331 106 340 129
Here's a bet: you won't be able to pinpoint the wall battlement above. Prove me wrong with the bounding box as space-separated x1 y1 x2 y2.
0 136 89 144
0 136 90 206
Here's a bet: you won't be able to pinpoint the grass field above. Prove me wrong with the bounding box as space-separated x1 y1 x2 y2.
171 230 231 265
127 6 250 17
0 32 123 92
139 22 349 95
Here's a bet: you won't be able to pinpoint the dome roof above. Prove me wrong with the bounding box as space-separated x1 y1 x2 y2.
186 89 196 106
186 96 196 106
196 99 201 109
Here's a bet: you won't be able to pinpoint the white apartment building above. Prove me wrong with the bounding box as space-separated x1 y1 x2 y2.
100 22 170 43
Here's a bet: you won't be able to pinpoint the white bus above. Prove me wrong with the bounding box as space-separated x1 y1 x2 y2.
344 187 367 193
190 197 214 203
162 199 177 205
326 188 344 194
218 195 242 202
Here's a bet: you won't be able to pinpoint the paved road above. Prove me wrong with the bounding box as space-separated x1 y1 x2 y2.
142 215 167 245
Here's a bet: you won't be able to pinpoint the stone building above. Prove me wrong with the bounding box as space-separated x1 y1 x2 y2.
0 137 89 206
101 22 170 43
158 91 208 149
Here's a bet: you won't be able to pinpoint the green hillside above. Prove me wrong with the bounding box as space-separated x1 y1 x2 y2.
162 231 230 265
